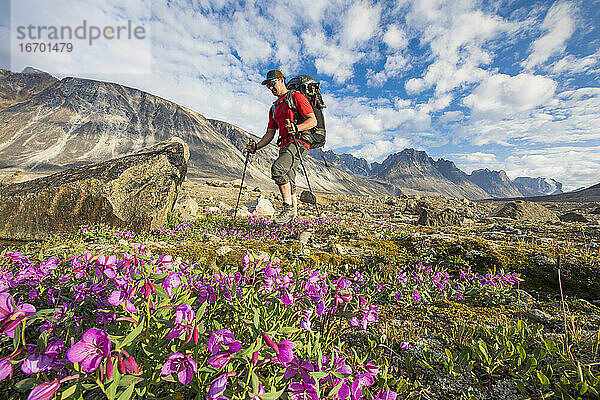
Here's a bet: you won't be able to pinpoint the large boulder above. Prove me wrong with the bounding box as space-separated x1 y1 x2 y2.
0 138 188 241
490 201 559 222
1 170 30 186
417 205 461 226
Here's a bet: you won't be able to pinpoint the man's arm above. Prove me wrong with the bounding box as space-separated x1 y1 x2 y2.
291 113 316 133
246 128 276 152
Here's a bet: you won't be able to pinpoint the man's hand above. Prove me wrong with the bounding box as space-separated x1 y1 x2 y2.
285 119 298 136
245 139 257 153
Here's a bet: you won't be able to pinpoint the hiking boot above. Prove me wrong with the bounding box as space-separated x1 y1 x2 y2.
274 202 295 224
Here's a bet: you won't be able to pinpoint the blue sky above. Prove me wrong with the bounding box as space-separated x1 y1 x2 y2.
1 0 599 190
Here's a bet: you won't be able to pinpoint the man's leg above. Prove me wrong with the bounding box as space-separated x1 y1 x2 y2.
278 182 292 206
291 193 297 217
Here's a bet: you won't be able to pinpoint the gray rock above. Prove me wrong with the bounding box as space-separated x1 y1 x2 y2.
417 205 461 227
228 206 251 218
514 289 536 304
203 233 221 243
218 201 231 211
256 251 270 261
490 201 559 222
591 207 600 215
559 212 589 223
0 138 187 241
174 195 199 220
245 197 275 217
527 308 553 324
530 253 556 266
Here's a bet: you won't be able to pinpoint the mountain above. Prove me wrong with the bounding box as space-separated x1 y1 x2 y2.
467 169 522 198
368 149 491 199
0 67 58 108
308 148 372 176
0 67 395 196
513 177 563 197
497 183 600 202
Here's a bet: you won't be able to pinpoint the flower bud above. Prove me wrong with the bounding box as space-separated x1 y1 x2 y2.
261 332 279 354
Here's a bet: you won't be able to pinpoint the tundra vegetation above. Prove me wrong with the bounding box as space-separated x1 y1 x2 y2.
1 209 599 400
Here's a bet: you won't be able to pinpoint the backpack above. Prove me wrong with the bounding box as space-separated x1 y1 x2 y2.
277 75 327 149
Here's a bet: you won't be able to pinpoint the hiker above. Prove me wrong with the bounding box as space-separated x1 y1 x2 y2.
246 69 317 224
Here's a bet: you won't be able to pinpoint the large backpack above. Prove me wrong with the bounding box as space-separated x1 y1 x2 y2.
281 75 327 149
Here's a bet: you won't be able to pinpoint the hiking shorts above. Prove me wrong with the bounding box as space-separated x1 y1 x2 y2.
271 141 308 194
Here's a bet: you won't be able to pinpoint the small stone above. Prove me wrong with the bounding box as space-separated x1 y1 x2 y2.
118 239 129 247
206 206 220 213
515 289 536 304
302 248 311 256
218 201 231 211
527 309 553 324
216 245 232 256
203 233 221 243
174 195 199 220
256 251 270 261
298 230 312 245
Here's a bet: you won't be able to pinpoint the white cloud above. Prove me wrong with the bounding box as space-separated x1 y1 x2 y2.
366 54 409 86
504 146 600 190
439 110 464 124
352 137 412 161
341 2 381 47
463 73 557 117
383 25 408 49
454 151 497 164
523 2 576 70
549 51 600 75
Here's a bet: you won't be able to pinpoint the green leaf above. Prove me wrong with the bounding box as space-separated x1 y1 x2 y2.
117 383 136 400
328 379 344 397
309 372 329 380
118 318 145 349
251 372 259 394
118 376 144 387
514 380 526 395
28 308 54 321
537 371 550 386
259 388 285 400
154 285 170 300
60 384 78 399
15 378 37 392
253 308 260 330
445 348 453 362
280 326 299 334
12 323 21 349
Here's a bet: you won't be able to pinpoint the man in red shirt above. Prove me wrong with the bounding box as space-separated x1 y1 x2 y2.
246 70 317 224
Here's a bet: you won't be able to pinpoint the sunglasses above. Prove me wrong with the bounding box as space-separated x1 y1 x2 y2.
266 79 278 88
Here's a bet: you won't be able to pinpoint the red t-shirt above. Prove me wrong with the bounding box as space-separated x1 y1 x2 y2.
268 91 314 149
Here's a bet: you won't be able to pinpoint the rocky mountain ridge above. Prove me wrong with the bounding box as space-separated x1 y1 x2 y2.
0 67 575 200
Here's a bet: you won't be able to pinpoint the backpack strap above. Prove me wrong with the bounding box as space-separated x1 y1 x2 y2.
284 90 302 124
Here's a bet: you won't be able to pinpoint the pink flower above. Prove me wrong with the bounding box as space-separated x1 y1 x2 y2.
351 373 375 400
161 353 197 385
289 382 319 400
375 391 397 400
412 291 421 303
284 356 314 383
208 372 232 400
275 340 296 364
0 292 36 338
207 329 236 355
0 355 13 381
207 341 241 369
27 380 60 400
66 328 111 373
281 292 295 306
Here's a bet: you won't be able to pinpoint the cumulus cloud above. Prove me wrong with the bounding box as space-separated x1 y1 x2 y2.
352 137 412 161
523 2 576 70
549 51 600 75
366 54 409 86
463 73 557 117
383 25 408 49
341 2 381 47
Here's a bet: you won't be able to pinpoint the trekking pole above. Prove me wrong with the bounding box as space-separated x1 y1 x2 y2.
233 139 253 220
288 120 320 216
